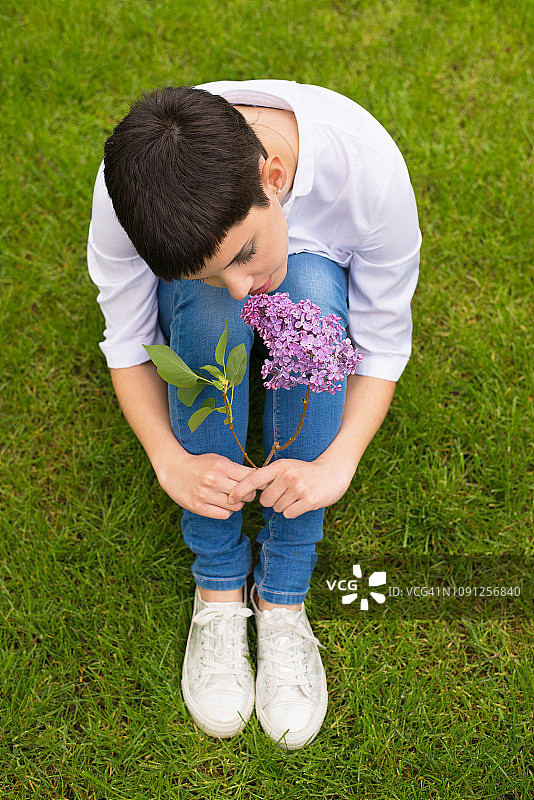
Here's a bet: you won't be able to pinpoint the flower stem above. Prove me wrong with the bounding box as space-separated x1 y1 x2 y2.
263 385 311 466
263 441 279 467
222 390 258 470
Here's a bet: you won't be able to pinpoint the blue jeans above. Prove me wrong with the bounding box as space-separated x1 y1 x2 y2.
158 253 349 604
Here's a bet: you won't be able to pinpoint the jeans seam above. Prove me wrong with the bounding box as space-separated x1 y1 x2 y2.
172 281 185 446
260 511 275 595
258 387 280 596
272 386 279 452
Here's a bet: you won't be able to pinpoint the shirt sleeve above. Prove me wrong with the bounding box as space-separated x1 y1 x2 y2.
86 161 165 368
347 154 422 381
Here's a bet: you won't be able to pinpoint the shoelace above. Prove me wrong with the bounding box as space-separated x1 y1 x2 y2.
260 610 324 695
193 605 253 677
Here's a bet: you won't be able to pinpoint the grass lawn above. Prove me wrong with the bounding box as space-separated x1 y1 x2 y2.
1 0 533 797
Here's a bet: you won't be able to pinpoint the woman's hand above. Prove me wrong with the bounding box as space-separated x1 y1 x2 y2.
109 363 256 520
157 447 257 520
228 455 354 519
230 374 396 519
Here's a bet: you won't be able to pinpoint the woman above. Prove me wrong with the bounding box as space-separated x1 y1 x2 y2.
87 80 421 749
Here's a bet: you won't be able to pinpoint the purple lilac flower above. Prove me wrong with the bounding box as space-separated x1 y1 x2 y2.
241 292 362 394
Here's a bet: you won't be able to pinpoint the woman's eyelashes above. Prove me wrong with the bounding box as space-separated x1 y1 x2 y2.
233 245 257 265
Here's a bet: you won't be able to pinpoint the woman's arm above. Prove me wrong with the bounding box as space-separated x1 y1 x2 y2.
110 362 255 519
315 373 396 478
228 373 395 518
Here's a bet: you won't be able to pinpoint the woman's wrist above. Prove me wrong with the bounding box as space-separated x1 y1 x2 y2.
314 444 360 486
148 434 191 484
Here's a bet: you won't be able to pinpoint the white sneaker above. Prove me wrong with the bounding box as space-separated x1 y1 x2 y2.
181 585 254 738
251 584 328 750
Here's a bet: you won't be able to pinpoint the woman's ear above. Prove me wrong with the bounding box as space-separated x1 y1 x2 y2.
260 154 288 197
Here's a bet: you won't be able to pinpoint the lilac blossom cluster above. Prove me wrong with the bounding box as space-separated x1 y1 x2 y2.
241 292 362 394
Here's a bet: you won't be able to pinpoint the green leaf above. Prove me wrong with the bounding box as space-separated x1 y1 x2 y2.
188 405 215 433
201 397 216 410
215 321 229 366
200 364 225 381
176 383 206 407
143 344 206 388
226 343 247 387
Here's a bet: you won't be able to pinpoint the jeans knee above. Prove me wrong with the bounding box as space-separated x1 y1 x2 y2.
160 279 254 359
279 253 349 327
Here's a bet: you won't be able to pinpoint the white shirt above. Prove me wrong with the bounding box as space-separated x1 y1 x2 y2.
87 79 421 380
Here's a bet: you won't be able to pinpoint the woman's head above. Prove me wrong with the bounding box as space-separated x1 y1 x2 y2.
103 86 271 281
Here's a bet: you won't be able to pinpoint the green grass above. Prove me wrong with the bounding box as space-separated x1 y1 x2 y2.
1 0 533 796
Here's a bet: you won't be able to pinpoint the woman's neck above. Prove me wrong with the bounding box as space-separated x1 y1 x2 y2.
234 105 299 191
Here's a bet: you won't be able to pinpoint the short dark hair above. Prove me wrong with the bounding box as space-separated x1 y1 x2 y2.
103 86 270 281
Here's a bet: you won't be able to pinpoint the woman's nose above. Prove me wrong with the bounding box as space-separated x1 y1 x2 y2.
225 274 253 300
